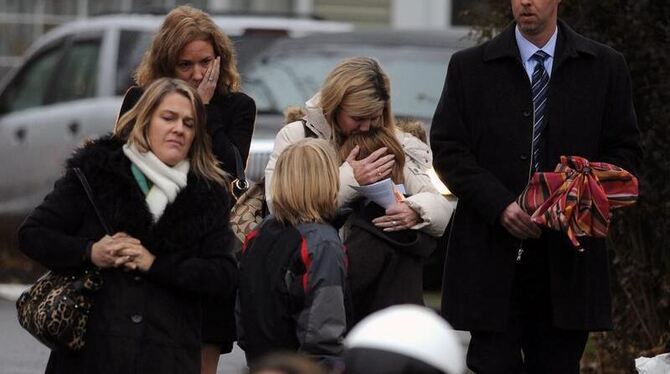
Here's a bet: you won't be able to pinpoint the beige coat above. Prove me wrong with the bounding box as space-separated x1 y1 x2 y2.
265 94 456 237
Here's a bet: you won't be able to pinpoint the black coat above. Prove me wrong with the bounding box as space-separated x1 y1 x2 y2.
430 21 641 332
346 203 436 326
121 87 254 348
18 137 238 374
120 87 256 178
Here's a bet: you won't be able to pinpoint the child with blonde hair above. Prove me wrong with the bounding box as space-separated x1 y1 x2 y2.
237 139 348 367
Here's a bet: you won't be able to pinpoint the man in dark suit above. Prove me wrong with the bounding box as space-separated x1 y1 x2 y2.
430 0 642 373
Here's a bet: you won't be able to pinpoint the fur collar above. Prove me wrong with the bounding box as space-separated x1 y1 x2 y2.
65 135 230 255
303 93 333 140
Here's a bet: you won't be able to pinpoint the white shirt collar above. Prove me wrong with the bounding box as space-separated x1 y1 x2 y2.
515 25 558 79
515 25 558 63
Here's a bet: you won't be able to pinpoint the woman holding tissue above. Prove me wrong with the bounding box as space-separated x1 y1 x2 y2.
19 78 238 374
264 57 455 324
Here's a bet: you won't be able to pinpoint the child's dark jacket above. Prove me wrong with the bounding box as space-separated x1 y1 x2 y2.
236 217 348 363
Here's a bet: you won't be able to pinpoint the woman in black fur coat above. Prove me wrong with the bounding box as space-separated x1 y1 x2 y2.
18 78 238 374
123 11 254 366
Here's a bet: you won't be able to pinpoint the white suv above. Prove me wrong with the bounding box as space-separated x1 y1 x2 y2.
0 14 352 216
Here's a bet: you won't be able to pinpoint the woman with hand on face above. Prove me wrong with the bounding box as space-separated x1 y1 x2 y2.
119 5 255 370
121 5 256 180
19 78 237 374
266 57 454 237
265 57 456 322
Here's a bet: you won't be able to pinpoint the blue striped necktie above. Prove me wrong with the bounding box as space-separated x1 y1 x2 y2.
531 50 550 172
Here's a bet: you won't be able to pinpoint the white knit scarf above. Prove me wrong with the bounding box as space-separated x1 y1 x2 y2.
123 143 190 222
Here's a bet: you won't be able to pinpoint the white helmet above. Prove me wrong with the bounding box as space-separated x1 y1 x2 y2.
345 305 465 374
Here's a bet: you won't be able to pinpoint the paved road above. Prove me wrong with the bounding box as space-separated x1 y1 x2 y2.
0 299 246 374
0 298 470 373
0 299 49 374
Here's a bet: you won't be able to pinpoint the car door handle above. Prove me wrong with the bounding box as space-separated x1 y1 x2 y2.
14 127 26 142
68 122 80 135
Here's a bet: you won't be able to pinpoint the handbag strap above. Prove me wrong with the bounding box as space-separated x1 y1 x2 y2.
73 167 113 235
231 145 249 193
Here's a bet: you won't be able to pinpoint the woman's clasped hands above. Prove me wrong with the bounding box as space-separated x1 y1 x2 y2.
91 232 155 271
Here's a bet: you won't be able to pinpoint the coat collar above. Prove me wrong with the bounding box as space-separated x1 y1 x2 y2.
303 93 333 140
483 19 598 69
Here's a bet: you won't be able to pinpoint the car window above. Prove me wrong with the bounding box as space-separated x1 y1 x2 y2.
0 45 62 114
231 33 289 69
116 30 153 95
244 55 329 113
112 32 288 96
49 38 101 104
243 44 453 119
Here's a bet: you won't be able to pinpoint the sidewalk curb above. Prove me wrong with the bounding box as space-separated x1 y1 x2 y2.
0 284 29 302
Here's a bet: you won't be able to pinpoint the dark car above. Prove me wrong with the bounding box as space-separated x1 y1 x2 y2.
244 29 471 132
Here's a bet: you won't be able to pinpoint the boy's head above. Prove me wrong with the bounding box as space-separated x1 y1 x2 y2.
395 119 427 144
272 139 339 226
339 126 405 184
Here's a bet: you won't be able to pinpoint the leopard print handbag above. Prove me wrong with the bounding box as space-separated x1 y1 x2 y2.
16 167 109 352
16 268 102 351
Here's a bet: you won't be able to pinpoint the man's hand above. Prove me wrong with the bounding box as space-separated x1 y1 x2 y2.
500 202 541 239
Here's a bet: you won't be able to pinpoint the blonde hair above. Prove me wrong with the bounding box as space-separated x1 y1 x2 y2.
319 57 394 145
113 78 227 186
134 5 241 94
272 139 339 226
339 127 406 184
396 118 427 144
